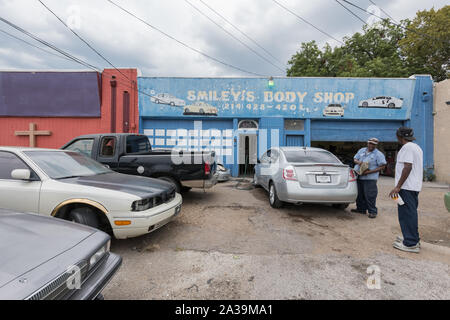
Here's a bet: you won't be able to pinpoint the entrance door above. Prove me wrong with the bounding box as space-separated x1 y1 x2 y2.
238 134 257 176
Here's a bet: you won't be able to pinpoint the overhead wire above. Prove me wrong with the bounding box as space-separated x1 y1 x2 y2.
106 0 266 77
271 0 344 45
198 0 285 67
184 0 284 73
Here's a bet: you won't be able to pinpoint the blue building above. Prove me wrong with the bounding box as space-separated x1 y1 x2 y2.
138 75 434 177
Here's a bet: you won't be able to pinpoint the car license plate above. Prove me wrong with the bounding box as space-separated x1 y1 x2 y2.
316 175 331 183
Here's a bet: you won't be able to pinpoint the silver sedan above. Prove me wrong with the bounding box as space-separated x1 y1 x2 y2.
254 147 357 209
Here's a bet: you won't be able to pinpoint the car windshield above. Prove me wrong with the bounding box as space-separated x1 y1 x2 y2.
283 150 341 164
24 151 111 179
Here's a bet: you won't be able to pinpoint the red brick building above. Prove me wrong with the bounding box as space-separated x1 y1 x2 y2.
0 68 139 148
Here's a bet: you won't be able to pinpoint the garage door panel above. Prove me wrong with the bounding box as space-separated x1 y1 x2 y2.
311 120 403 142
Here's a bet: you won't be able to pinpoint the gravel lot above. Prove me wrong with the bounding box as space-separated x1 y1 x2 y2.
104 177 450 300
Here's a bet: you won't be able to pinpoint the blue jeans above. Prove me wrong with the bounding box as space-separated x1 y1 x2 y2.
356 179 378 214
398 189 420 247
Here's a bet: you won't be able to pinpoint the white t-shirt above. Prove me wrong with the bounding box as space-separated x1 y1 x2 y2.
395 142 423 192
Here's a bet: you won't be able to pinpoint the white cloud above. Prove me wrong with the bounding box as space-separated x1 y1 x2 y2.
0 0 447 76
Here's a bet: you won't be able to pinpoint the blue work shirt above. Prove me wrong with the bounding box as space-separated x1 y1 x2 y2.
354 147 387 180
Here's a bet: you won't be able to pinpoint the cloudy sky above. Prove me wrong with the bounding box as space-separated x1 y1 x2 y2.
0 0 447 77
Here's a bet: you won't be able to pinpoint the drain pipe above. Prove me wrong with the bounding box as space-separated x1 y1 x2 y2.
110 76 117 133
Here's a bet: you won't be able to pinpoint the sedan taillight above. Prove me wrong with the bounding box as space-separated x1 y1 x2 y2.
349 169 357 182
283 166 297 181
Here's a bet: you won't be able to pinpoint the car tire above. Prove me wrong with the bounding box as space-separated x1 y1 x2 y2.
388 103 395 108
69 207 99 228
332 203 349 210
158 176 181 193
185 108 190 113
362 102 368 107
269 182 283 208
199 108 205 114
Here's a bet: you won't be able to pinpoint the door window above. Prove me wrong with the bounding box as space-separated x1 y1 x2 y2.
100 137 116 157
0 152 33 180
65 139 94 157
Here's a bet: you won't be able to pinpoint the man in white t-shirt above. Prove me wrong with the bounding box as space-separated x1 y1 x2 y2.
389 127 423 253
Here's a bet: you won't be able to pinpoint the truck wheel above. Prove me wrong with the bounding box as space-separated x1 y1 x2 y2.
159 176 181 193
68 207 99 228
332 204 349 210
269 182 283 208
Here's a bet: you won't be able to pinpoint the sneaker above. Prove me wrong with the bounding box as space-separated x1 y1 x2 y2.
393 241 420 253
351 209 366 214
368 213 377 219
395 236 421 247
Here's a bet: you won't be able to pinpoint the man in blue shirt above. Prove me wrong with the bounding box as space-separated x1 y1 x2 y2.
351 138 387 219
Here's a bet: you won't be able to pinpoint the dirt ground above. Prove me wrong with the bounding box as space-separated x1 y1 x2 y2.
103 177 450 300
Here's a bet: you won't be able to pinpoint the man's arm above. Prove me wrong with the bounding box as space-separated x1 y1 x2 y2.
389 163 412 197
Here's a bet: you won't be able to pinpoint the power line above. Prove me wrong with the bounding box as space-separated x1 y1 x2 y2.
335 0 367 25
0 16 165 103
271 0 344 45
0 28 76 63
185 0 284 73
340 0 445 43
106 0 266 77
368 0 399 24
37 0 136 92
37 1 129 78
0 16 100 71
197 0 285 67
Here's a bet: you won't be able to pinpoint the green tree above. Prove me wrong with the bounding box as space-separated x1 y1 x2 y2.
399 6 450 81
287 6 449 81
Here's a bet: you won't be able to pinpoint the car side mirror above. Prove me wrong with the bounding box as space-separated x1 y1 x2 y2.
11 169 31 181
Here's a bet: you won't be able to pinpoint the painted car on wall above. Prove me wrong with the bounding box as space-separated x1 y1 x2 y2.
359 96 403 109
323 104 345 117
151 93 186 106
0 147 182 239
184 102 218 116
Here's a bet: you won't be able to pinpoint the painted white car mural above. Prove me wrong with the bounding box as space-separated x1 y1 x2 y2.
359 96 403 109
323 104 345 117
151 93 186 106
184 102 218 116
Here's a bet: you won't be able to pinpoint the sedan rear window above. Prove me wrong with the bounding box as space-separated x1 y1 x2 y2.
283 150 340 164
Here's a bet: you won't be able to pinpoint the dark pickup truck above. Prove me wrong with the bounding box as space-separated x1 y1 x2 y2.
62 133 217 193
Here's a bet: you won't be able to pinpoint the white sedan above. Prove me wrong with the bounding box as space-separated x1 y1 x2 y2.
0 147 182 239
359 96 403 109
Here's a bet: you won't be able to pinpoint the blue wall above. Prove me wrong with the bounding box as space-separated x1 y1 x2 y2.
138 75 434 176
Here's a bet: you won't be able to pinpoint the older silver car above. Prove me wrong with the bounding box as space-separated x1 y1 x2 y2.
254 147 357 209
0 209 121 300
